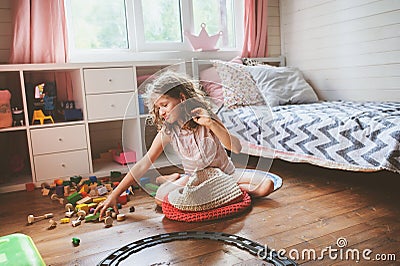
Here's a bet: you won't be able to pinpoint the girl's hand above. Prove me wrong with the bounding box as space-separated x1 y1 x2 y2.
94 194 119 220
191 108 213 127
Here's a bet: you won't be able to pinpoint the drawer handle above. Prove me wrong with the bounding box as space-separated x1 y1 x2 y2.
108 78 112 82
111 104 115 108
61 163 66 168
58 138 63 142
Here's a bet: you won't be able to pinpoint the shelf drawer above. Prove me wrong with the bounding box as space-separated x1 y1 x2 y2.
30 125 87 155
86 92 137 121
84 67 135 94
34 149 90 181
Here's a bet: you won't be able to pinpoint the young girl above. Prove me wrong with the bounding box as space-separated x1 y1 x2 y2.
95 71 274 219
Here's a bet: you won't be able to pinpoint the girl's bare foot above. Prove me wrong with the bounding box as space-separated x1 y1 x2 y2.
156 173 180 184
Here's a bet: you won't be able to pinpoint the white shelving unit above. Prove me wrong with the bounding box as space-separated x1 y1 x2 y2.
0 60 184 193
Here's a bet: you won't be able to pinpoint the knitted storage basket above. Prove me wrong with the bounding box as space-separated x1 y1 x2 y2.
162 190 252 222
168 167 243 212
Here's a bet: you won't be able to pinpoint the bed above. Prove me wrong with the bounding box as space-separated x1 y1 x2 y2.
192 56 400 174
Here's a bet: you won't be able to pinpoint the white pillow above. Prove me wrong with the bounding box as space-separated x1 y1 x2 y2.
245 65 318 107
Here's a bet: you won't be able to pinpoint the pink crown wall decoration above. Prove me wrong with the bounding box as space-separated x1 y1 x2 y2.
185 23 223 52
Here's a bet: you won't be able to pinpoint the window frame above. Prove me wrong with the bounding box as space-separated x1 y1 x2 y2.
65 0 244 62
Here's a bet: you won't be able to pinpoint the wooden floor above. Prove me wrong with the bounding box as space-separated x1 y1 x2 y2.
0 157 399 265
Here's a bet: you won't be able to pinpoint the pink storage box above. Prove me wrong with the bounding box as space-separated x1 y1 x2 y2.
111 150 136 165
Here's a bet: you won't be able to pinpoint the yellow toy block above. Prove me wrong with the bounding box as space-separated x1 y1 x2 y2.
93 197 106 204
60 218 70 224
87 203 98 211
75 204 89 214
76 196 92 205
79 184 89 193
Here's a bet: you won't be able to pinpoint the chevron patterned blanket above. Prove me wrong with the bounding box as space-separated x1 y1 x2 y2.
218 101 400 173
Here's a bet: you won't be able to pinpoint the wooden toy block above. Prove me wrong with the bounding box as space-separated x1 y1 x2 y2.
67 192 82 205
104 216 113 227
140 177 150 187
105 183 113 191
25 183 35 192
76 196 92 205
60 218 70 224
50 194 64 205
89 189 98 197
79 184 89 193
48 219 57 229
65 203 74 217
117 192 128 205
63 186 71 197
89 176 97 183
89 183 98 190
93 197 106 204
27 213 53 224
144 183 159 192
55 185 64 197
97 185 108 196
116 213 126 221
42 188 50 196
78 178 89 187
85 212 100 222
88 202 98 210
75 204 89 214
71 210 86 227
70 176 82 185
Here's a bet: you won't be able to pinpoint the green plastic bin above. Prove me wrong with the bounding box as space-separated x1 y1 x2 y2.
0 233 45 266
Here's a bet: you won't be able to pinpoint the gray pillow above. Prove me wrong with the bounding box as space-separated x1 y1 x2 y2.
245 65 318 107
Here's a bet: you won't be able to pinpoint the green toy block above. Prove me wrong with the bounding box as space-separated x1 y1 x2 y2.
144 183 159 192
85 212 100 222
110 171 122 181
70 175 82 185
67 192 82 205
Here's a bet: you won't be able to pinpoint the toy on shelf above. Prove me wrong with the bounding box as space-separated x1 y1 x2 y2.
111 148 136 165
59 100 83 121
0 89 12 128
12 107 24 126
31 109 54 125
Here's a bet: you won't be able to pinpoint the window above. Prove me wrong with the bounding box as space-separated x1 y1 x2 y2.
65 0 243 61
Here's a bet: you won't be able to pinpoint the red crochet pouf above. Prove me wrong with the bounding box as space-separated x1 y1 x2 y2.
162 190 252 222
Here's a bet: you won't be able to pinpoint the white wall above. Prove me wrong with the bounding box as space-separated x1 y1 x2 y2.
0 0 11 63
280 0 400 101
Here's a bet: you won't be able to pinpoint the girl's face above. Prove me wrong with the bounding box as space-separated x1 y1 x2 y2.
154 94 182 124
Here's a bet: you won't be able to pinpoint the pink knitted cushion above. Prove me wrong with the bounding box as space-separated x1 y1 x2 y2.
162 190 252 222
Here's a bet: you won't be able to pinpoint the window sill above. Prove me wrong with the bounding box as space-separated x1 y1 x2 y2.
68 50 242 63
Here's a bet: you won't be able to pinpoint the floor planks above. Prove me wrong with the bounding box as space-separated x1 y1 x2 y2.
0 158 399 265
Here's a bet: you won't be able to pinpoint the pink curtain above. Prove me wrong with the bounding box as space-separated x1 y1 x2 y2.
9 0 68 64
241 0 268 58
9 0 72 100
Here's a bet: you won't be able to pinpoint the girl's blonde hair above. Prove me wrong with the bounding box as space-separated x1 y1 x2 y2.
144 70 211 132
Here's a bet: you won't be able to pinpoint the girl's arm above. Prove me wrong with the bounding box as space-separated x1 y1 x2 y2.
95 130 171 218
192 108 242 154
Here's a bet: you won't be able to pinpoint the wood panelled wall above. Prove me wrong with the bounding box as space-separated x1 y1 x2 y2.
268 0 281 56
280 0 400 101
0 0 11 63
